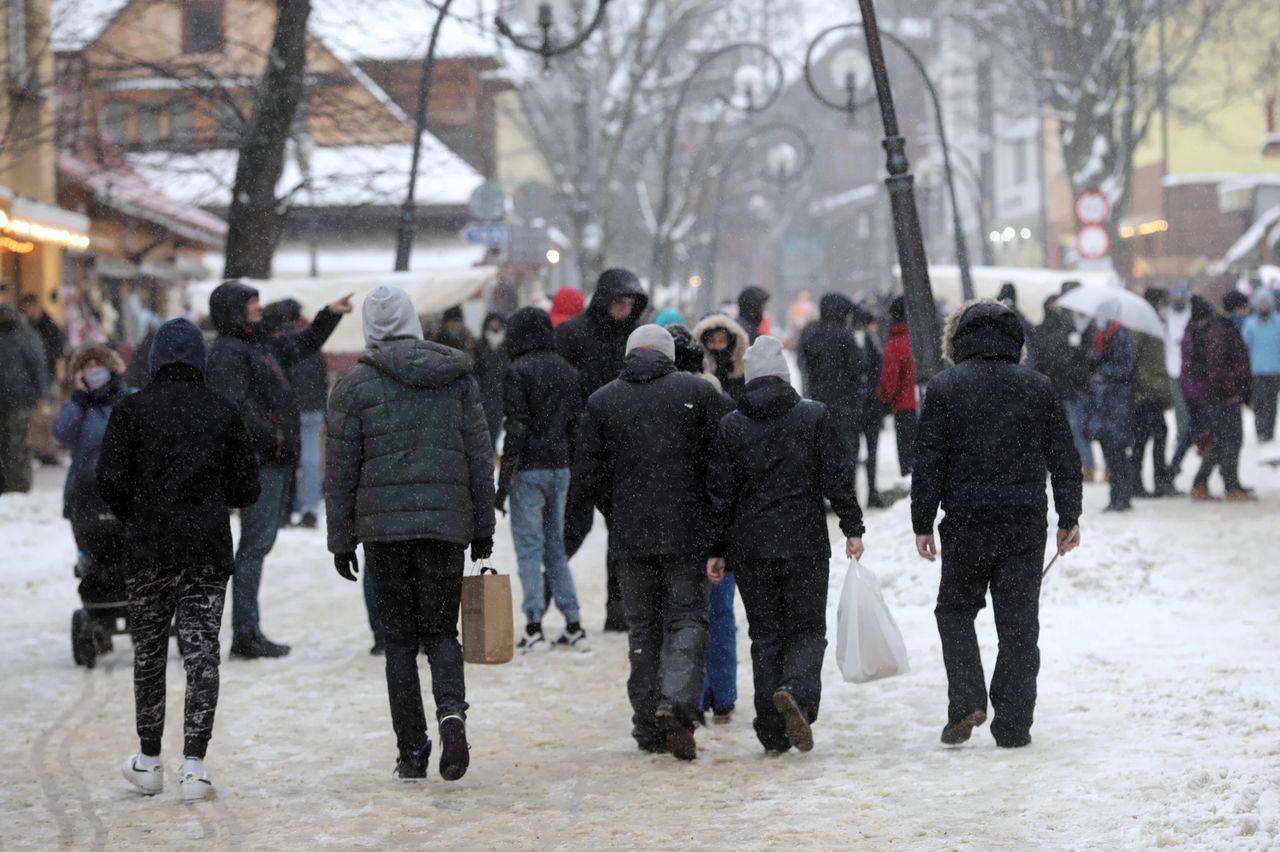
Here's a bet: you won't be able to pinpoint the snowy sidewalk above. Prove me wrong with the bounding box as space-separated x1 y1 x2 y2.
2 434 1279 850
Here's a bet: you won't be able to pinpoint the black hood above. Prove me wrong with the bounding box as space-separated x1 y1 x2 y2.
949 302 1025 364
738 286 770 325
209 280 260 337
504 307 554 359
819 293 855 324
359 339 473 388
263 298 302 332
620 347 675 383
0 303 19 330
738 376 800 420
587 268 649 324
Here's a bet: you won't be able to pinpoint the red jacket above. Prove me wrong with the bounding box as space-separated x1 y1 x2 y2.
876 323 917 412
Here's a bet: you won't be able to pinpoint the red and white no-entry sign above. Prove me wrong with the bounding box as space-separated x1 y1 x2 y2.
1075 191 1110 225
1076 224 1112 260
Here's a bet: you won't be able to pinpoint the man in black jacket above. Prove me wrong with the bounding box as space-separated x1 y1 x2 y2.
798 294 867 470
556 267 649 631
707 336 865 755
97 318 261 801
495 307 586 652
737 286 770 343
206 280 351 659
1032 295 1095 478
576 324 721 760
912 301 1083 749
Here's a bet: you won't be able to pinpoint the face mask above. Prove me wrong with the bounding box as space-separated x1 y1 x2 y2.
486 329 506 348
84 366 112 391
711 348 734 375
853 330 867 348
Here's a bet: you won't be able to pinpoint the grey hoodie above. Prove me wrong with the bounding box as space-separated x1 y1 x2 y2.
364 285 424 345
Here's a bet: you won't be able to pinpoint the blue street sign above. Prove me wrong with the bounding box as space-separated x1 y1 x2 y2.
463 223 509 247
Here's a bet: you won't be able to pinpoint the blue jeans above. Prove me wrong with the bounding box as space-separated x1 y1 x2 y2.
294 411 324 516
232 464 290 641
701 572 738 714
1062 396 1095 468
510 468 580 625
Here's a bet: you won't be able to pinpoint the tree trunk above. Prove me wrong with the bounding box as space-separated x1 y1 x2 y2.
223 0 312 280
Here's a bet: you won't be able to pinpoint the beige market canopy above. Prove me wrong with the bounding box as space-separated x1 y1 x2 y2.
916 265 1122 324
188 265 498 353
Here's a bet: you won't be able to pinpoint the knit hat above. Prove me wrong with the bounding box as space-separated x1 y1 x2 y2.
149 318 207 376
744 335 790 383
363 285 424 344
625 323 675 361
442 305 465 323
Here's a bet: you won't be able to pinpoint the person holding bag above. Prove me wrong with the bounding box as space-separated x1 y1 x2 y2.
706 336 865 755
325 286 495 782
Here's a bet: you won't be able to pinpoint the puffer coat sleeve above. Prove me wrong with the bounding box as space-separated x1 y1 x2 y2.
325 370 363 554
461 376 497 541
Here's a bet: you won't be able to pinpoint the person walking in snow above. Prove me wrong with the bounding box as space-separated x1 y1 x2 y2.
575 324 721 760
1087 305 1138 512
1033 289 1096 480
912 301 1082 749
737 286 771 343
97 318 261 800
325 286 495 782
1184 293 1253 502
1242 289 1280 443
1131 289 1176 497
475 312 510 447
556 268 650 632
692 312 751 403
707 336 865 755
495 307 587 653
798 294 867 477
850 306 885 507
0 302 48 494
876 297 919 478
206 280 351 659
431 305 478 357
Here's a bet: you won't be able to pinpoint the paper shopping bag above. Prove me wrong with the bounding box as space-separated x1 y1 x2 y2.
461 567 514 665
835 558 910 683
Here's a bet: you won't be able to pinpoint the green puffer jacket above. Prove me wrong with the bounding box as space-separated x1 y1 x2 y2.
325 339 496 554
1135 332 1172 408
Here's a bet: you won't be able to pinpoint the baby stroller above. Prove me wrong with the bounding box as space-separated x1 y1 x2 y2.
68 447 130 668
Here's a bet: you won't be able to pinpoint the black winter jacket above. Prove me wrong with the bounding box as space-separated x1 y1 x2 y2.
555 270 650 399
290 349 330 413
206 282 341 465
475 312 509 435
708 378 864 562
1031 309 1092 400
497 309 582 501
325 339 495 554
912 303 1083 535
575 348 721 558
96 365 261 574
0 310 47 408
798 294 867 412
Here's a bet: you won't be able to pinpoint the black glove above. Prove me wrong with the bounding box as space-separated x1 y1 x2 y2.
494 490 508 516
470 536 494 562
334 551 359 582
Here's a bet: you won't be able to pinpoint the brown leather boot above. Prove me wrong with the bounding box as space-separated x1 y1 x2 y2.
1189 484 1215 501
1082 466 1096 483
1225 489 1256 502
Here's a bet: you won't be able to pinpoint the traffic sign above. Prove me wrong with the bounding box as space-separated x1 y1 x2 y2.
468 182 508 222
463 223 509 247
1075 191 1110 226
1076 224 1111 260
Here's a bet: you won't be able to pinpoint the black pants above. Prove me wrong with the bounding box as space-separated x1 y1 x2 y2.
861 414 882 499
362 563 384 647
735 557 829 751
1254 375 1280 442
1131 402 1169 490
1099 439 1134 507
894 410 918 476
617 556 709 746
128 561 228 759
564 479 624 628
1194 401 1243 492
365 539 467 757
935 520 1045 744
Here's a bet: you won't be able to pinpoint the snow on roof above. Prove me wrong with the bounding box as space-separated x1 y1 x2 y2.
51 0 129 51
128 142 483 211
310 0 499 63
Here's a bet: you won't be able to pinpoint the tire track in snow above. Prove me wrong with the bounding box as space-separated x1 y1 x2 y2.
29 669 96 848
56 658 115 850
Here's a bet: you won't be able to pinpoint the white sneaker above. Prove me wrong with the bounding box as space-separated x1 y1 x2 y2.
122 754 163 795
517 629 548 654
553 626 591 653
179 758 215 802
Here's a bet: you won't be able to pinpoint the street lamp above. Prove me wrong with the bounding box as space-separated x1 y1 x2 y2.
651 42 784 292
495 1 614 72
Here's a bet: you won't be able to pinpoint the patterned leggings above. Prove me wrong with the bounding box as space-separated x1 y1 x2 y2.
127 563 228 759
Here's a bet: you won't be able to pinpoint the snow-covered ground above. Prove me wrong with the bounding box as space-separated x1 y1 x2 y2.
2 423 1279 850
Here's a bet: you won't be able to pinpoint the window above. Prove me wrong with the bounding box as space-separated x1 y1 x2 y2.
8 0 27 84
102 100 130 146
138 103 164 144
170 100 194 142
182 1 225 54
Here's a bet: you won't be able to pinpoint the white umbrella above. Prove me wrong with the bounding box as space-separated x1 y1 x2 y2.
1055 287 1165 339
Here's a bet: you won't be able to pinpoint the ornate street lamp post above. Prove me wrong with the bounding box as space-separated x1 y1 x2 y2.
496 1 614 73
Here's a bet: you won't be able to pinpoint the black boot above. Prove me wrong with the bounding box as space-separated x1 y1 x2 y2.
229 632 291 660
438 715 470 781
394 740 431 780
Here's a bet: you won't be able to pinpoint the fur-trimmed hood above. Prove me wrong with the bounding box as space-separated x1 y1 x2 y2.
692 313 750 380
943 298 1026 365
70 343 125 376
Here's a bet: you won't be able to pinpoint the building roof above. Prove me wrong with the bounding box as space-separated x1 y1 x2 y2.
311 0 499 63
51 0 129 52
127 142 483 211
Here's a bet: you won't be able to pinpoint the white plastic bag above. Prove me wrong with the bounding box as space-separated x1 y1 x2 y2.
835 558 910 683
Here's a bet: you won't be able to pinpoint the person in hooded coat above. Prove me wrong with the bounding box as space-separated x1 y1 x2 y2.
737 286 770 343
495 307 586 652
692 313 750 403
850 306 885 507
1032 295 1095 479
707 336 865 755
97 318 261 801
556 267 650 631
53 344 134 520
205 280 351 659
1242 289 1280 442
1086 306 1138 512
798 294 867 475
431 305 478 357
325 285 495 783
1183 293 1253 501
475 312 510 446
912 301 1082 749
1132 289 1175 497
876 296 919 477
0 302 48 493
575 324 721 760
